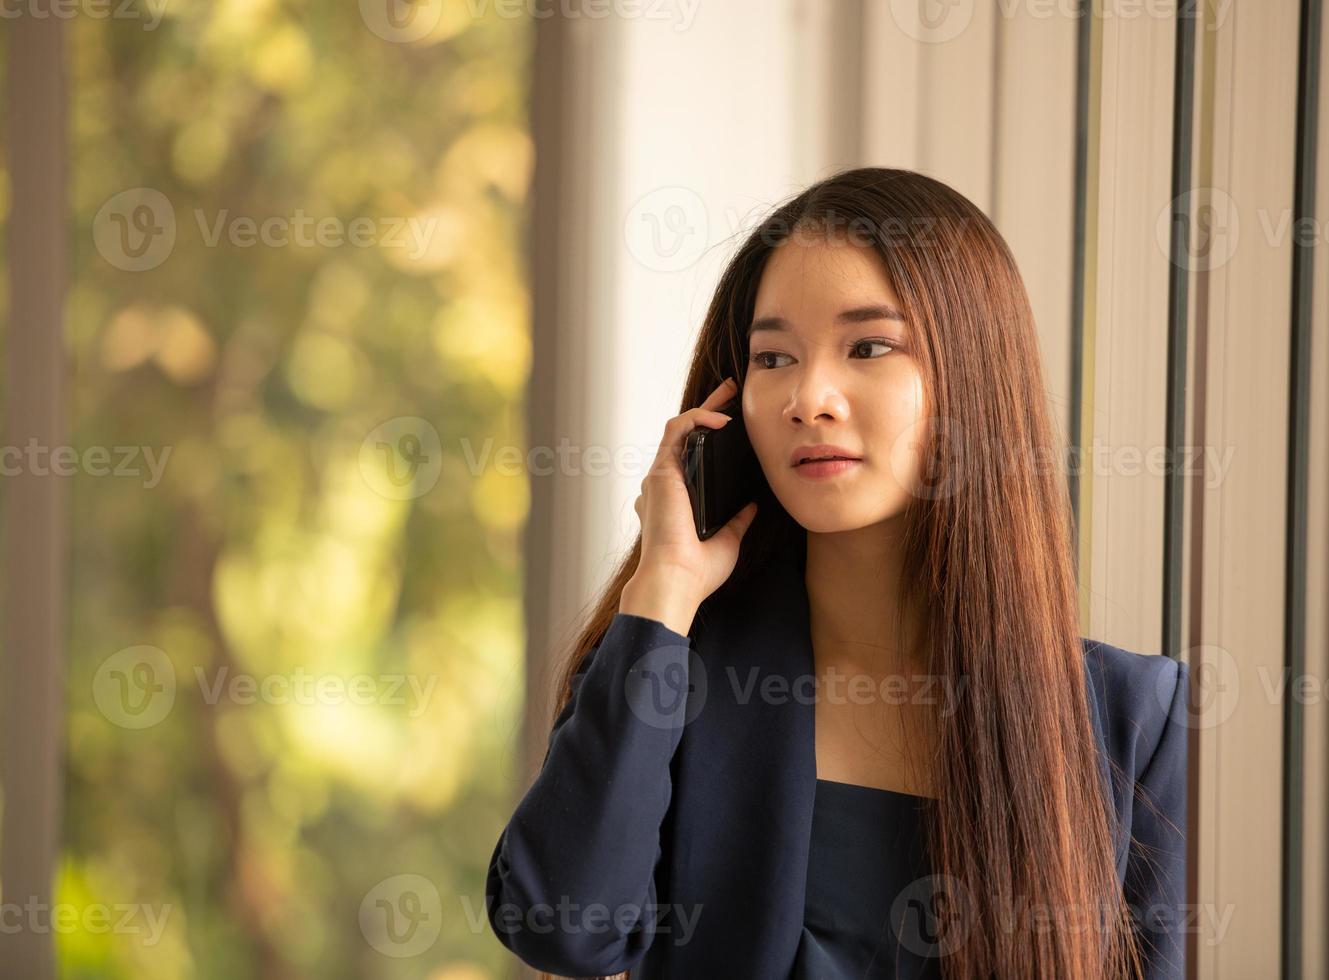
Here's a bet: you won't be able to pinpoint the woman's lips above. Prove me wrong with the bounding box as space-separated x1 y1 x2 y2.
793 458 861 478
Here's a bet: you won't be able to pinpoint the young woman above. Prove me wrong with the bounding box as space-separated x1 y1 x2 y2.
486 168 1190 979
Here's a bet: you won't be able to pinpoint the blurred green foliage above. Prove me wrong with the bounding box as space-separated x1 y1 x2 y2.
4 1 533 977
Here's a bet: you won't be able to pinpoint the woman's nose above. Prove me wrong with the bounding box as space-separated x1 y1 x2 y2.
781 366 849 425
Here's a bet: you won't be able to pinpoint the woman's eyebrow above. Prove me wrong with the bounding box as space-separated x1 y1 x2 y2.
747 304 908 337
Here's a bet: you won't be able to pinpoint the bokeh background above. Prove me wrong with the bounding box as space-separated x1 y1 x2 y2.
3 2 530 978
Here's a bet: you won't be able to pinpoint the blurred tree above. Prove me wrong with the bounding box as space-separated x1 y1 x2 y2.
6 1 530 977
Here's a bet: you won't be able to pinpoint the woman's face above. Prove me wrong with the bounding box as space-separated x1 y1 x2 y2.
741 235 930 534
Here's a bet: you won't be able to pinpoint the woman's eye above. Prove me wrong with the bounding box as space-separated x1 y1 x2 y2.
850 338 896 358
749 351 791 369
749 339 897 370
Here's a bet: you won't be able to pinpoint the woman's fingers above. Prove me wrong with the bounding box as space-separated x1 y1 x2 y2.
647 378 738 478
699 376 738 411
650 412 728 481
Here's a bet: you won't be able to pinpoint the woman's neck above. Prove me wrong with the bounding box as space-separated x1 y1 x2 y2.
803 521 928 675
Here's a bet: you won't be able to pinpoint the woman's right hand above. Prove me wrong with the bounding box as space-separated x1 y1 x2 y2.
623 377 760 628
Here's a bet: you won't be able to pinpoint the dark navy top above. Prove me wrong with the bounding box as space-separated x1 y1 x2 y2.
791 778 942 980
486 531 1190 978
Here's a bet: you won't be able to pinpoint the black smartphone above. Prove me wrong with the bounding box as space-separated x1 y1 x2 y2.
682 396 766 540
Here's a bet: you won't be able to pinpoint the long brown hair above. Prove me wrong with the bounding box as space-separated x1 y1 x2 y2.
538 167 1145 979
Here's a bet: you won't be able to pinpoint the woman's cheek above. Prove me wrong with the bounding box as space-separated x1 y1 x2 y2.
882 414 929 501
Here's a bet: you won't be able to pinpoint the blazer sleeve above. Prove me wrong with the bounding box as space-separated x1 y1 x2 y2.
485 611 694 976
1123 657 1191 980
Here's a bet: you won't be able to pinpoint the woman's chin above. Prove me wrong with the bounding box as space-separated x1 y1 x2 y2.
788 508 864 534
782 495 912 534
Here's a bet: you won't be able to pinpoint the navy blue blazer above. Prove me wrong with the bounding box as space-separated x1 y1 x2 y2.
486 535 1190 978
